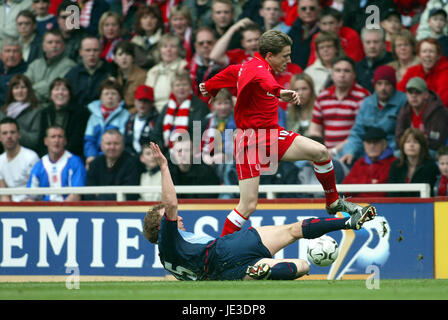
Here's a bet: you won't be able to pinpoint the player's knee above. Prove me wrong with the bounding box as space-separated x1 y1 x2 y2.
314 143 330 162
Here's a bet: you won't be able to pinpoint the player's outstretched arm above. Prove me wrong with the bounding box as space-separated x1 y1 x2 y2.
200 64 241 96
149 142 178 220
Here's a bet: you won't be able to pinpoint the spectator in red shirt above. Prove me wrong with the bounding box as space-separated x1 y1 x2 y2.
397 38 448 108
307 7 364 66
343 126 397 198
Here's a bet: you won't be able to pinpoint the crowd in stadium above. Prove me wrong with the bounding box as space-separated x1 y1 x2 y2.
0 0 448 201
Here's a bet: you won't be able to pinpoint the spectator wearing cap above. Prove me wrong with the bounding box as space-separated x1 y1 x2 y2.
397 38 448 107
427 8 447 39
396 76 448 153
342 126 397 198
417 0 448 41
426 8 448 57
340 65 407 166
380 7 403 52
112 41 147 114
355 27 393 93
124 85 161 157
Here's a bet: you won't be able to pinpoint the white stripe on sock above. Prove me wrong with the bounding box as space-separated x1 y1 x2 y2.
227 210 247 228
313 160 334 173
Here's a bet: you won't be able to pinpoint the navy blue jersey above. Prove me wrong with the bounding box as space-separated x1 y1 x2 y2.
157 215 272 281
158 216 215 280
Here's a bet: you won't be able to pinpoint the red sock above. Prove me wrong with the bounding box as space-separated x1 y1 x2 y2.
313 158 339 207
220 209 248 237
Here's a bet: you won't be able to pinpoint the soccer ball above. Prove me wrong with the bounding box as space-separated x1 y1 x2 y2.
307 235 339 267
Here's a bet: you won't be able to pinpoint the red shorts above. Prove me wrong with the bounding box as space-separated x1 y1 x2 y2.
234 127 299 180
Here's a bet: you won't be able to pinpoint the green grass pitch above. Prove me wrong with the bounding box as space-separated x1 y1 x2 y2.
1 279 447 300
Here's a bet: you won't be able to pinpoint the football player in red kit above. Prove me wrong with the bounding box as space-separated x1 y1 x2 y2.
200 30 376 237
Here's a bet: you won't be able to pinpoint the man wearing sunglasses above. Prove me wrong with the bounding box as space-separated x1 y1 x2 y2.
287 0 321 69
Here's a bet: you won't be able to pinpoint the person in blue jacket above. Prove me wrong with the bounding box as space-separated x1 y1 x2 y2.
84 77 129 169
340 65 407 166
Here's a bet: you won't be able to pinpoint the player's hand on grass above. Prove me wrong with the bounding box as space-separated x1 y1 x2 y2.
280 89 301 105
199 83 208 97
150 142 168 169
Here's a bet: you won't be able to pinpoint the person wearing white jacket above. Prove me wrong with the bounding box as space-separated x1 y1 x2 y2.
416 0 448 40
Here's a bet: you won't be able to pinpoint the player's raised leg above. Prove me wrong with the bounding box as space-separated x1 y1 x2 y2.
281 135 373 216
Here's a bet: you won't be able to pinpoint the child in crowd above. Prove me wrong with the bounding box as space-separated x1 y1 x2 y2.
428 8 447 39
427 8 448 57
139 142 162 201
434 145 448 196
32 0 57 36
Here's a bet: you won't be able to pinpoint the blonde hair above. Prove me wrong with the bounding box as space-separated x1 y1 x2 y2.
169 5 193 27
157 33 185 59
98 11 125 38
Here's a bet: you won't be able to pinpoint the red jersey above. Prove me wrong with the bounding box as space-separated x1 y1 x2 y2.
204 52 284 130
226 48 253 65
